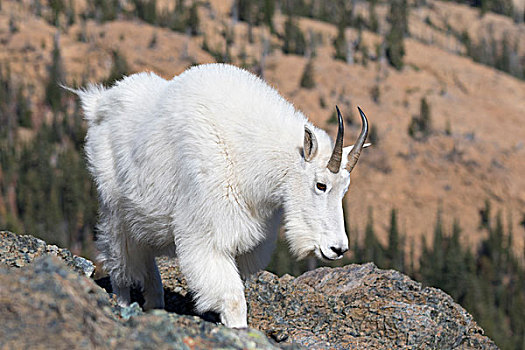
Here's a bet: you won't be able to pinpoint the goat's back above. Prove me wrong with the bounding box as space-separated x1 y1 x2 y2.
81 65 305 250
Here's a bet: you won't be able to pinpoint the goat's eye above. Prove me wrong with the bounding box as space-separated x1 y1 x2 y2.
316 183 327 192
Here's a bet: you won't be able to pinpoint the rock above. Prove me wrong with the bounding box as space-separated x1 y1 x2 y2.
0 255 290 349
244 265 497 349
0 232 498 349
0 231 95 277
0 255 121 349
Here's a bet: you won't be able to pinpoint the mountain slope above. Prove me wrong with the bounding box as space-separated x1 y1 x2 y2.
0 0 524 256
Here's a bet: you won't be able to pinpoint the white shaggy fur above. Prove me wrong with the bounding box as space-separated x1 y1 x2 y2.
74 64 363 328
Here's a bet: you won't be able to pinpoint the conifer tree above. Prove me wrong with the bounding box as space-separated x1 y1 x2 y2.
481 210 505 270
0 64 17 155
478 199 491 230
282 13 306 56
408 97 432 140
496 33 511 74
133 0 157 24
58 149 83 247
45 34 65 112
149 32 158 49
236 0 253 23
15 86 32 128
387 208 404 272
89 0 120 22
333 17 347 61
65 0 75 26
16 126 62 245
368 0 379 33
363 207 375 262
9 16 18 33
49 0 65 26
236 0 275 30
161 0 187 33
262 0 275 32
104 50 129 86
385 0 407 70
408 238 415 277
442 219 468 302
362 207 384 267
187 2 199 36
420 97 431 134
300 59 315 89
420 208 445 287
432 208 445 281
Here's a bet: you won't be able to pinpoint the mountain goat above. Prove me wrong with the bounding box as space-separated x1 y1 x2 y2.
72 63 369 328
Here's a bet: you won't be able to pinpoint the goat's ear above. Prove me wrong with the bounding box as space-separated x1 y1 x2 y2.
343 143 372 153
303 126 318 161
343 143 372 167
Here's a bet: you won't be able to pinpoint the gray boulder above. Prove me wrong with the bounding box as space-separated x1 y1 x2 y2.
0 231 498 349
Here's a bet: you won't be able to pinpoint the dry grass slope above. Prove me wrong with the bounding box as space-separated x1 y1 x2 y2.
0 0 524 258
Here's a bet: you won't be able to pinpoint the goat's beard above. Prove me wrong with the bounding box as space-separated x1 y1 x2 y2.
283 229 319 261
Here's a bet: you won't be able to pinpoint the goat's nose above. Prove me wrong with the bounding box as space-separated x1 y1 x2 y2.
330 246 348 256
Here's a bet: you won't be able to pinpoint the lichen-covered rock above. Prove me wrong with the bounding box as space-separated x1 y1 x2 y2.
0 255 291 349
151 258 497 349
0 232 498 349
0 255 122 349
153 257 497 349
0 231 94 276
244 265 498 349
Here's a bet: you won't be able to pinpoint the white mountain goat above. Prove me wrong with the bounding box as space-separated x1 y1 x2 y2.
70 63 369 328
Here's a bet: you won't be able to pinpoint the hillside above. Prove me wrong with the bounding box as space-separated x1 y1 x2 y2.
1 0 524 257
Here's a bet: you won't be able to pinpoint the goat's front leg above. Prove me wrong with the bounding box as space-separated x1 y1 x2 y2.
178 246 247 328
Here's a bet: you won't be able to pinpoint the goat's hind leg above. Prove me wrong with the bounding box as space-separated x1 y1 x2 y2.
142 253 165 310
111 281 131 307
96 215 133 307
97 218 162 309
97 209 163 310
116 243 165 310
109 246 164 310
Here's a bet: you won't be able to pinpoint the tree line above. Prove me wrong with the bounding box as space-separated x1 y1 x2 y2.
0 33 131 256
16 0 522 79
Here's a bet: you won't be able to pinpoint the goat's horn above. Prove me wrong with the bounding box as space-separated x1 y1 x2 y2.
346 106 369 173
326 106 344 173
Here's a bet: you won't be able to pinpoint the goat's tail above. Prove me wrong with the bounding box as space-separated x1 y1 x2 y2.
61 84 106 126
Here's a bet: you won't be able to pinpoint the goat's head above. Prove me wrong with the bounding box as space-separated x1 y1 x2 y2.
284 106 369 261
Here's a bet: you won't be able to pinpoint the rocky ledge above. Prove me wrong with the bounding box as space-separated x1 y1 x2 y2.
0 231 498 349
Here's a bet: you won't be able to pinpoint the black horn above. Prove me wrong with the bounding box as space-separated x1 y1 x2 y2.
326 106 345 173
346 106 369 173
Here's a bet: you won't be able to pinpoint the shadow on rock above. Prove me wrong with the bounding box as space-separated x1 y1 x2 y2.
95 276 221 323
